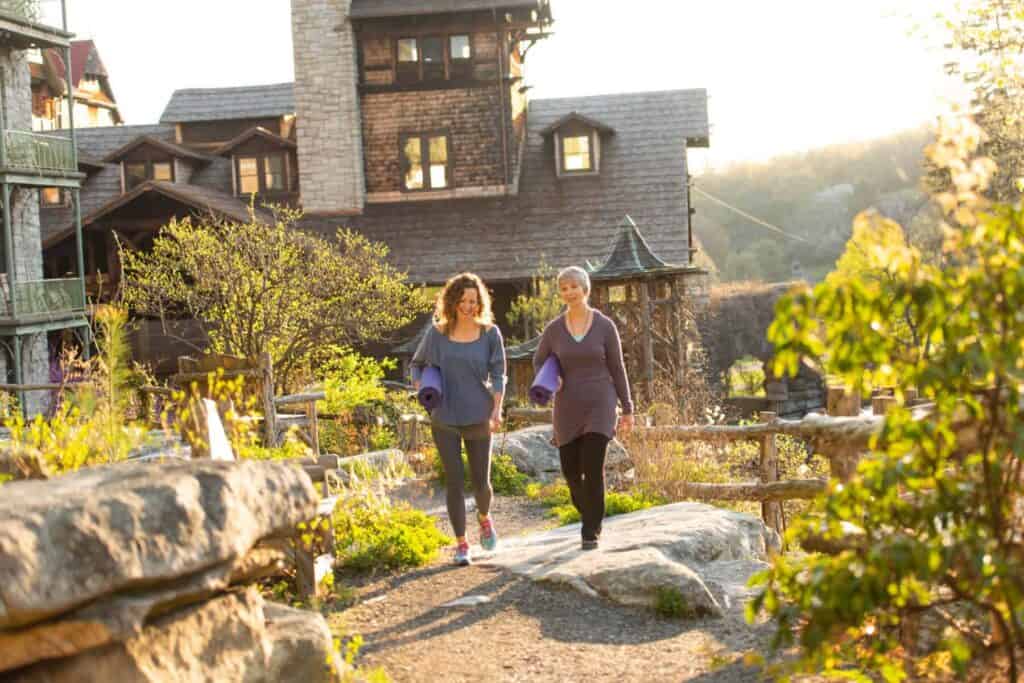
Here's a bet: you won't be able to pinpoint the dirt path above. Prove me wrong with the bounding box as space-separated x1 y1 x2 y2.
325 487 775 682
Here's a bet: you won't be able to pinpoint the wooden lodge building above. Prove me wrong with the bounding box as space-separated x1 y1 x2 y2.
39 0 711 375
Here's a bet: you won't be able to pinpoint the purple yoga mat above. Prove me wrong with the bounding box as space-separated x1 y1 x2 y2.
417 366 443 411
529 355 562 406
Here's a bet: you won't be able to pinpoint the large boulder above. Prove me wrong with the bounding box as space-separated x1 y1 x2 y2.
0 460 317 633
7 588 346 683
264 602 346 683
498 425 632 480
478 502 779 617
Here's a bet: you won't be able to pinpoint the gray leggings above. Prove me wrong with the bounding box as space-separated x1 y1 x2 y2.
431 420 493 538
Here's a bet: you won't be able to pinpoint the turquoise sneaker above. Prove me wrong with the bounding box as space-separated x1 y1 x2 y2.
479 516 498 552
453 540 472 566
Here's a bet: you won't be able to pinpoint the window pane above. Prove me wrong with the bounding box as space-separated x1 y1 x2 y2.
397 38 418 62
429 164 448 189
428 136 447 163
125 162 146 189
422 37 443 63
40 187 62 206
563 135 591 171
403 138 423 190
264 155 285 191
239 157 259 194
609 285 627 303
422 37 444 80
152 162 172 182
450 35 471 60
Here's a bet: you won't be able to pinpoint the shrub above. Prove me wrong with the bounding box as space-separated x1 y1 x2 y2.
528 481 665 525
491 452 528 495
654 586 695 619
332 483 450 572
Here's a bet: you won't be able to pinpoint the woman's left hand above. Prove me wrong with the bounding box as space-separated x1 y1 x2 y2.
618 413 634 437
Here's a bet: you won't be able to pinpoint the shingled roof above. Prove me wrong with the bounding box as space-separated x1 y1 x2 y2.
590 215 689 281
160 83 294 123
349 0 544 19
301 88 709 284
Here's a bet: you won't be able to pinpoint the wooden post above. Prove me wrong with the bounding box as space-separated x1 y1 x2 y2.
827 386 862 480
306 400 320 456
639 281 655 396
759 411 785 542
872 396 897 416
260 352 277 448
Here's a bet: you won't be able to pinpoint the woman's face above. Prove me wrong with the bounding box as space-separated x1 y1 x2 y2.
456 286 480 321
559 277 587 307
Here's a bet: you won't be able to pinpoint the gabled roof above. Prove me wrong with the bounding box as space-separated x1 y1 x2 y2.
590 215 690 281
212 126 296 156
77 155 106 173
301 88 710 284
160 83 295 124
43 181 274 249
350 0 545 19
102 135 213 164
539 112 615 137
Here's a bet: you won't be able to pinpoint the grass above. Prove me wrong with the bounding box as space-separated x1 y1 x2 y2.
525 481 667 525
654 586 695 619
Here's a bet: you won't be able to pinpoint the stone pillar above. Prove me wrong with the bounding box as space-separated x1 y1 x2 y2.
1 47 48 415
290 0 366 214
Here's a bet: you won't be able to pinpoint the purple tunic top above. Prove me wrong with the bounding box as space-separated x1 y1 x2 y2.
533 310 634 447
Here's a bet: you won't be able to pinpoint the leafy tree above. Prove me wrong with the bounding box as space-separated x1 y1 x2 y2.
121 207 427 392
929 0 1024 202
754 117 1024 680
506 258 563 343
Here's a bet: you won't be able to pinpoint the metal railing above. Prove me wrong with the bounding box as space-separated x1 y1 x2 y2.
0 130 75 174
1 278 85 318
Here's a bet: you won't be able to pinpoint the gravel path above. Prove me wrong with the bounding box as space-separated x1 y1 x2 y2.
325 484 777 682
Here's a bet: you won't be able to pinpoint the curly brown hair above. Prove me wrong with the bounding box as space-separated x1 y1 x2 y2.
434 272 494 336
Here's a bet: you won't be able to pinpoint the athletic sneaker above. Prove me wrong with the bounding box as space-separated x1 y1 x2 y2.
479 516 499 552
581 538 599 551
454 540 472 566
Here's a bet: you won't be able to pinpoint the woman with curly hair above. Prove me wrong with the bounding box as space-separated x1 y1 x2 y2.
412 272 507 565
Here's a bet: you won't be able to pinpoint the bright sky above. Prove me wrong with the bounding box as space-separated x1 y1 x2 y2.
49 0 963 171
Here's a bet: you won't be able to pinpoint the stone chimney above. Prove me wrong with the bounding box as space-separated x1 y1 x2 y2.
291 0 365 214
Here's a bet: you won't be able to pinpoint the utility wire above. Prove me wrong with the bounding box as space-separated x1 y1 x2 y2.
690 184 814 245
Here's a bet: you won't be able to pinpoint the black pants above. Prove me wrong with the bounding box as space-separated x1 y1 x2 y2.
431 420 493 539
558 433 610 541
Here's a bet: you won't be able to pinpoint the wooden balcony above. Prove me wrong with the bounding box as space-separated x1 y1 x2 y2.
0 1 71 49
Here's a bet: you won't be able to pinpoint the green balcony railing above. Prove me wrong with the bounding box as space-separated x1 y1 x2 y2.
3 278 85 319
1 130 75 175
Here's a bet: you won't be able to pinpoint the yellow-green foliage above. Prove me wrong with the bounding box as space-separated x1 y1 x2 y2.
752 117 1024 679
4 305 148 474
527 481 666 524
331 481 450 572
506 258 563 343
121 207 427 392
654 586 695 619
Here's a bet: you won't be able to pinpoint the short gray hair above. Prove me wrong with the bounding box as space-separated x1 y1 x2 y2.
557 266 591 295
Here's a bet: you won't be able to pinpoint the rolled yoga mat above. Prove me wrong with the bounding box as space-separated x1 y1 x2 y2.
529 355 562 406
417 366 443 411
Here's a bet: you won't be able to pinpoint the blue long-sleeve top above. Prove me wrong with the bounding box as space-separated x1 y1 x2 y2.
411 324 506 426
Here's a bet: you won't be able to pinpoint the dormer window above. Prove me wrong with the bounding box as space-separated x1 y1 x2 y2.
402 133 450 191
124 160 173 190
562 135 592 173
235 153 289 196
103 135 210 193
540 112 616 179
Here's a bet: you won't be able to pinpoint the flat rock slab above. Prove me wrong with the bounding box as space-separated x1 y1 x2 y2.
0 460 317 632
477 502 779 617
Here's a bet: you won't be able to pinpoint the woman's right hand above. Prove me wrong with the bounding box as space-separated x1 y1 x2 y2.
556 376 563 392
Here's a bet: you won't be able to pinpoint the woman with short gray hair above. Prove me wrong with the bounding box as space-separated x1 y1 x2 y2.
533 265 634 550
